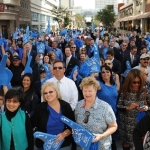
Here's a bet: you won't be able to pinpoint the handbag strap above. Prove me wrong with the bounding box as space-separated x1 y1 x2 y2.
144 88 147 106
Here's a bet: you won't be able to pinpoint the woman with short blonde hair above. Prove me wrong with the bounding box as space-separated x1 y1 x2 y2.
33 81 74 150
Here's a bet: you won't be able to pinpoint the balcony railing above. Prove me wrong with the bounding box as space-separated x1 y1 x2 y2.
3 0 20 6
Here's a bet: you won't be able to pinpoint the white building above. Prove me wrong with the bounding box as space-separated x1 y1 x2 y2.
31 0 59 32
95 0 118 14
59 0 74 8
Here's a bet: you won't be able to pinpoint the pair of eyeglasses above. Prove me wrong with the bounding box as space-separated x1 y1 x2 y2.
122 45 127 47
43 91 54 95
132 81 140 85
6 99 19 104
105 63 111 65
83 111 90 123
142 58 149 61
71 47 76 48
102 71 110 74
53 66 63 70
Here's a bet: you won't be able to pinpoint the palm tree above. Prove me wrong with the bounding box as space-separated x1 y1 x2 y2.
52 6 71 29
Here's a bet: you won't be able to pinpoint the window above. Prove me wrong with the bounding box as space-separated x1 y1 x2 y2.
32 12 39 22
40 14 45 22
46 16 50 22
32 25 38 32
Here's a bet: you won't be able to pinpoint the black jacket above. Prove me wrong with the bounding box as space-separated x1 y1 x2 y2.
121 53 140 73
133 114 150 150
112 58 121 75
32 100 75 148
64 56 79 77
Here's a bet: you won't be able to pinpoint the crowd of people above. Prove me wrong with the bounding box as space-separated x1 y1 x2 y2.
0 28 150 150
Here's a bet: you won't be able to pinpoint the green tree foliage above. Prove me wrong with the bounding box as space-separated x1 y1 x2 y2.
95 8 115 27
52 6 70 28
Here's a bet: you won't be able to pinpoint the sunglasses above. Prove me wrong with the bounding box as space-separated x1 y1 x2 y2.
102 71 110 74
142 58 149 61
132 81 141 85
71 47 76 48
83 111 90 124
53 66 63 70
0 99 3 101
145 73 148 76
43 91 54 95
122 45 127 47
105 63 111 65
6 99 19 104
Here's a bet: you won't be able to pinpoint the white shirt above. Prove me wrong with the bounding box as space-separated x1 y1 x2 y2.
47 76 78 110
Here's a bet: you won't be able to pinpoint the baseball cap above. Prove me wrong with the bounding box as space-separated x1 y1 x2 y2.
13 56 20 61
140 54 150 59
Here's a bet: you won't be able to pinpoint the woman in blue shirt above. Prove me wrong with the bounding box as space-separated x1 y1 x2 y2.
32 82 75 150
96 65 119 150
97 65 119 114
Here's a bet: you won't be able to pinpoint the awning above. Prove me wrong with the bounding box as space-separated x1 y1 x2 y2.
131 14 141 20
136 12 150 19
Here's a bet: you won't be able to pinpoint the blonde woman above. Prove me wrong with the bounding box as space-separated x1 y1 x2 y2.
32 82 75 150
75 77 117 150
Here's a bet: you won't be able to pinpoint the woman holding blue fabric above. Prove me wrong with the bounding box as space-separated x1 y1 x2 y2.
32 82 75 150
75 77 117 150
0 87 34 150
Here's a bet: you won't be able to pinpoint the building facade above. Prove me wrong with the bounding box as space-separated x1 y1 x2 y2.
31 0 59 32
117 0 150 33
95 0 118 14
0 0 31 38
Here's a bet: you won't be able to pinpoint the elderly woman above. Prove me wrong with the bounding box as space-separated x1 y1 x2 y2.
117 69 150 150
75 77 117 150
32 82 75 150
0 87 34 150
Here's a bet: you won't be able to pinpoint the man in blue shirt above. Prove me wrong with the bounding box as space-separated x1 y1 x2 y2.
45 41 63 61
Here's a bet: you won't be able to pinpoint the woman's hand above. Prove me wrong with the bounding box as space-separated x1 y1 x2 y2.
136 106 148 112
92 133 104 142
55 133 65 143
126 103 139 110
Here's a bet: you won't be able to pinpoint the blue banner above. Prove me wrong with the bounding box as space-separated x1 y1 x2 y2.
24 55 33 74
34 132 64 150
60 116 99 150
0 54 13 88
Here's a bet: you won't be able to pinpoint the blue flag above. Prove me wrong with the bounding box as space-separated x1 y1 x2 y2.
0 54 13 88
45 20 50 36
34 132 64 150
24 56 33 74
60 116 99 150
91 22 95 31
41 63 52 85
37 42 45 54
123 61 131 77
79 44 100 77
60 29 67 36
74 39 83 50
67 65 82 84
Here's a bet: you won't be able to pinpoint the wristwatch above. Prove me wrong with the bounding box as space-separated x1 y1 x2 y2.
63 131 67 136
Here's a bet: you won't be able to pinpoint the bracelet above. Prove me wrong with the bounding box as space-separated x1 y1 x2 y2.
145 106 148 111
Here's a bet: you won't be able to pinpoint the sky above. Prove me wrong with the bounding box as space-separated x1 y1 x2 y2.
74 0 123 9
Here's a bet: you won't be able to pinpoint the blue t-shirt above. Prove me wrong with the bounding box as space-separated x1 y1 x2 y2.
46 105 65 135
97 81 118 114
